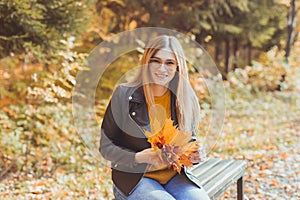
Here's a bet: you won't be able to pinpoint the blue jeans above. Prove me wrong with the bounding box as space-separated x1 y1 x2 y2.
113 173 210 200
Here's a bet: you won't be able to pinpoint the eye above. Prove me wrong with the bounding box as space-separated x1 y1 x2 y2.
149 59 160 64
166 61 176 66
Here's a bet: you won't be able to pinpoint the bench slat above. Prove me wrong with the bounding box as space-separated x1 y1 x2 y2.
189 158 222 177
204 160 247 199
194 159 235 186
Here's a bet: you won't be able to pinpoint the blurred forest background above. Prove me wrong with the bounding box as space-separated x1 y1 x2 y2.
0 0 299 199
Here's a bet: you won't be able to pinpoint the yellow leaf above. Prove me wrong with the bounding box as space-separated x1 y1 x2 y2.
161 118 178 144
170 129 192 147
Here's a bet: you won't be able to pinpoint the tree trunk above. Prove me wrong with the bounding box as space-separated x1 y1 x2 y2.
247 41 252 66
215 41 221 63
225 39 230 75
44 63 50 72
196 33 205 46
285 0 297 59
233 38 239 70
279 0 297 90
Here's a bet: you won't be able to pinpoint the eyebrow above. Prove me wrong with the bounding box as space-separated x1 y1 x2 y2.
151 56 176 62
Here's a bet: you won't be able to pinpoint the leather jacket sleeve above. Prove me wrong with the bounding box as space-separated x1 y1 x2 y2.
99 86 138 169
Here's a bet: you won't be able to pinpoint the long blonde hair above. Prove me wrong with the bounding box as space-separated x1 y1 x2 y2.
130 35 200 132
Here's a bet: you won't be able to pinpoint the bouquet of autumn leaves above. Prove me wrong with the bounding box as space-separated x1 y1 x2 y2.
145 118 200 173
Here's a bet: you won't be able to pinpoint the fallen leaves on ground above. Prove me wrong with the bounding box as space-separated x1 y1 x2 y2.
211 89 300 200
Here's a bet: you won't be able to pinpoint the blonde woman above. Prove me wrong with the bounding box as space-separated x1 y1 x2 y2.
100 35 209 200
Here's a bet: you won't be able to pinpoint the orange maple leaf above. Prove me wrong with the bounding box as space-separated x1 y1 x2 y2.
145 118 201 173
179 154 193 168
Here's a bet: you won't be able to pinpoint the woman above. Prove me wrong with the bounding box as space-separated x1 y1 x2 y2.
100 35 210 200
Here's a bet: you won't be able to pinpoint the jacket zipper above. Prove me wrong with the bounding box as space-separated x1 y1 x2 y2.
128 112 148 138
127 113 149 195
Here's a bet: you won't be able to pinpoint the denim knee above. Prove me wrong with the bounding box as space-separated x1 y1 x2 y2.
113 185 127 200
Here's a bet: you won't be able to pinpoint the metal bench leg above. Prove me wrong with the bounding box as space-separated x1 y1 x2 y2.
237 176 244 200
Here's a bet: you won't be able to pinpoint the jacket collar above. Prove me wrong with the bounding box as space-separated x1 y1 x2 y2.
130 85 145 104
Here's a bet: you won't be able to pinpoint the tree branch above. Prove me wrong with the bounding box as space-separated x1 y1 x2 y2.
0 34 28 41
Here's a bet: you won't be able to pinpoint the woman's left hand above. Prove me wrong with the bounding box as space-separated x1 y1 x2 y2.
190 151 201 163
190 147 206 163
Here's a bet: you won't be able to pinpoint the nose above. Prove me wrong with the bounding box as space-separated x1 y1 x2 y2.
158 62 167 71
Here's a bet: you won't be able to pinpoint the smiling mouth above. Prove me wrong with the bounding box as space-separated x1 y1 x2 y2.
154 73 168 79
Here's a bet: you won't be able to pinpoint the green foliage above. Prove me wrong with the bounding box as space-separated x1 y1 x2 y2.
96 52 139 100
0 0 90 61
245 0 287 49
206 0 287 48
95 0 250 35
95 0 288 77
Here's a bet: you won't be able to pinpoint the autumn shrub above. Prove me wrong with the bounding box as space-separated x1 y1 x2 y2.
0 41 100 180
227 47 289 93
0 101 114 198
0 43 86 109
26 42 88 105
0 103 85 177
189 73 212 109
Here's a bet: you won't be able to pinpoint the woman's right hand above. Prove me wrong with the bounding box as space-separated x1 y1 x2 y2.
135 148 164 166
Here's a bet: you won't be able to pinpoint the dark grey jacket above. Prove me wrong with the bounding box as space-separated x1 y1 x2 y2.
99 83 202 196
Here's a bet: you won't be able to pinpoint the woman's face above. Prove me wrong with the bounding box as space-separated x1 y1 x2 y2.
148 48 177 87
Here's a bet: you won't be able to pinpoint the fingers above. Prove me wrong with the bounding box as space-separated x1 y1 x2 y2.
149 157 162 165
190 151 201 163
148 151 164 165
136 148 164 165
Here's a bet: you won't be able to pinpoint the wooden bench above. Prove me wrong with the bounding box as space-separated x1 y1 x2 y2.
189 158 247 200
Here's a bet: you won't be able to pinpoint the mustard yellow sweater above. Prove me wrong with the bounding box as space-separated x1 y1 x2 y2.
144 90 177 184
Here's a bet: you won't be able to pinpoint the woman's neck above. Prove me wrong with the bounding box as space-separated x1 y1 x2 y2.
151 84 168 97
